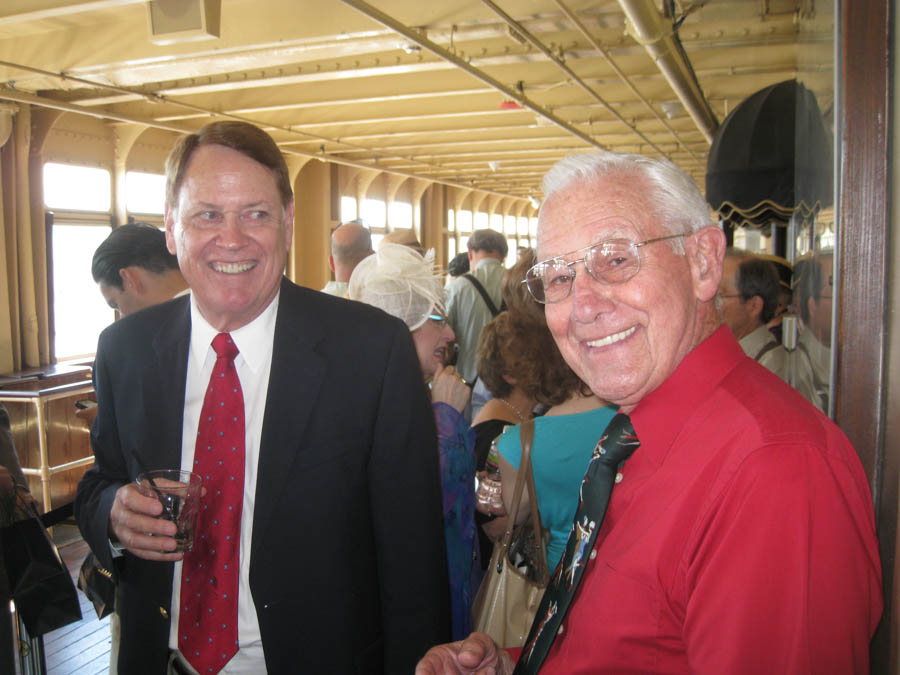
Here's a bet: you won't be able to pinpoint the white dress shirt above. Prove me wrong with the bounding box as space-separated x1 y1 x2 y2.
168 292 278 673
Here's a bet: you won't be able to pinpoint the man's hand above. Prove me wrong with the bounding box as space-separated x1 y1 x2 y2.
109 483 183 561
415 632 515 675
431 365 471 413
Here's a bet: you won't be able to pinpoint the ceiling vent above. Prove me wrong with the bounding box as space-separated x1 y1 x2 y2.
147 0 221 46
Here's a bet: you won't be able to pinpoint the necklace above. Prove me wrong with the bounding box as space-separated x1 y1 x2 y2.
498 397 527 422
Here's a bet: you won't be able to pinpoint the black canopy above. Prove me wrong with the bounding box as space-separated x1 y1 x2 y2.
705 79 832 228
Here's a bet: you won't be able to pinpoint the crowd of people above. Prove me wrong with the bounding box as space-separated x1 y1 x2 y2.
61 119 880 674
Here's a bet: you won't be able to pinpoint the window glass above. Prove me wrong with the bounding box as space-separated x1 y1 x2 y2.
448 209 455 232
52 224 114 358
126 172 165 214
506 239 517 267
371 233 384 250
517 216 530 236
44 163 111 211
530 217 538 237
459 235 469 251
361 199 386 228
448 237 457 259
505 215 517 235
490 213 503 231
457 210 472 233
389 201 413 228
474 211 488 231
341 196 358 222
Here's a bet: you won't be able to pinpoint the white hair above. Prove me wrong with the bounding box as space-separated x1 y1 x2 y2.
540 152 715 252
347 243 445 331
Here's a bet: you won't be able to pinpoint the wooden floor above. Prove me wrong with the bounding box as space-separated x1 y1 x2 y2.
43 523 112 675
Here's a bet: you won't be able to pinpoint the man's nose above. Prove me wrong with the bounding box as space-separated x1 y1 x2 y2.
570 266 615 321
218 214 249 247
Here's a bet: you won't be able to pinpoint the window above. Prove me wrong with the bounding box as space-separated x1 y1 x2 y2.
126 171 165 215
44 163 115 359
44 163 110 211
361 199 386 228
490 213 503 231
389 201 413 229
51 223 114 359
340 195 358 222
457 210 472 233
474 211 488 231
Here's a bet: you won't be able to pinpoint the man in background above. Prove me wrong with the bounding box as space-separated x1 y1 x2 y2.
791 250 834 412
92 222 188 316
718 248 790 383
321 219 373 297
445 229 507 385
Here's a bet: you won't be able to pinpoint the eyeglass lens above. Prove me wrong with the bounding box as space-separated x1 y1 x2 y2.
526 240 640 303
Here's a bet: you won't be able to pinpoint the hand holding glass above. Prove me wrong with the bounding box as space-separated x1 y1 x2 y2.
135 470 201 552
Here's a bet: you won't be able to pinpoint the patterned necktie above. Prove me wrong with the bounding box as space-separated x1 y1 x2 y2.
515 412 639 674
180 333 245 675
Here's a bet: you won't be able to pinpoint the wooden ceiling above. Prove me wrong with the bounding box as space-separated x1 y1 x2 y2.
0 0 833 207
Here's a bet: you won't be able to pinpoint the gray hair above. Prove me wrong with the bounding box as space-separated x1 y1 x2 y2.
540 152 715 253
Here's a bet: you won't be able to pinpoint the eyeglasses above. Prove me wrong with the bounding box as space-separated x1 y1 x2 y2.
428 312 448 324
524 233 686 304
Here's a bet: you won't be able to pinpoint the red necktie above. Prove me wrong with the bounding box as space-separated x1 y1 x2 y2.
180 333 245 674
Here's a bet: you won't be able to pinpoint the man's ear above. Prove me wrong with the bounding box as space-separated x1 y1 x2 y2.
119 267 143 294
328 255 335 273
747 295 764 321
689 225 726 302
164 203 178 256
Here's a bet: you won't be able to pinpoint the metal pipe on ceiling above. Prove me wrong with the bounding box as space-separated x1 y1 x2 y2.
479 0 667 157
552 0 702 166
337 0 610 153
616 0 718 144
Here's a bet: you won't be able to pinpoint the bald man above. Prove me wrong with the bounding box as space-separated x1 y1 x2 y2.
322 220 374 297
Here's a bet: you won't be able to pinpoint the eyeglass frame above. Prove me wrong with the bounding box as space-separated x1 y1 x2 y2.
523 232 687 304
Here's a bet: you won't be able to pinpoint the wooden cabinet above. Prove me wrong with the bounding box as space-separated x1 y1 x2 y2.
0 364 94 512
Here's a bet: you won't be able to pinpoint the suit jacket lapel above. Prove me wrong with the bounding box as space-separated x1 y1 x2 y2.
251 281 327 561
148 297 191 472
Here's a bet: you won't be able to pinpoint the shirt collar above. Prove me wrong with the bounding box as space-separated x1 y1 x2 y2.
189 291 280 374
474 257 503 271
630 325 744 470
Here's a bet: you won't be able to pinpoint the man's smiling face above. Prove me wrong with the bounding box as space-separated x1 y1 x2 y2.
538 172 715 411
165 143 293 332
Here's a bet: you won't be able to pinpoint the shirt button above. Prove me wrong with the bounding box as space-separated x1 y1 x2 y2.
159 607 169 620
590 549 597 560
615 472 623 483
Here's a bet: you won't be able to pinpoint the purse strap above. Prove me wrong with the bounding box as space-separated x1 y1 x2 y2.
499 418 549 581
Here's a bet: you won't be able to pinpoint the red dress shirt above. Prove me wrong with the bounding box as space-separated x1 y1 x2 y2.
525 326 882 674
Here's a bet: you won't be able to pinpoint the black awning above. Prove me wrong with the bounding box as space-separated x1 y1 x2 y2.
705 79 832 228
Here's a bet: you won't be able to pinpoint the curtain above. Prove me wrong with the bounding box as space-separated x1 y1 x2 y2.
0 104 49 374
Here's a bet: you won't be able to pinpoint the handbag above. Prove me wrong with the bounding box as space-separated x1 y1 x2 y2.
77 551 116 619
1 500 82 636
472 418 549 647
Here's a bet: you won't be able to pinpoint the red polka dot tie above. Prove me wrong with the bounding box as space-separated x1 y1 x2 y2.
180 333 244 674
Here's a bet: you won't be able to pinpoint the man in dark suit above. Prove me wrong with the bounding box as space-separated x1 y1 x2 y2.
75 121 450 674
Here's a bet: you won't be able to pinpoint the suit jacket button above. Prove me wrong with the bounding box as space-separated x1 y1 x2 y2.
159 607 169 620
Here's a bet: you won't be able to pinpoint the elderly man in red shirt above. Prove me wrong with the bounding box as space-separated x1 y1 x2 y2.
417 151 882 675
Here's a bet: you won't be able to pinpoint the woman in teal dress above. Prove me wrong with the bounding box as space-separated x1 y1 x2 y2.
496 401 617 571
